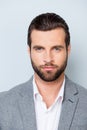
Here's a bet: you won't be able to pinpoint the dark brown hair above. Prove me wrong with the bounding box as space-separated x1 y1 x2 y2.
27 13 70 48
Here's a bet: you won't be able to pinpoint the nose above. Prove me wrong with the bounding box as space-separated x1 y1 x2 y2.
43 50 53 63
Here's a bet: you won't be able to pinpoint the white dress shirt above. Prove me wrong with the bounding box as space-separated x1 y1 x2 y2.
33 77 65 130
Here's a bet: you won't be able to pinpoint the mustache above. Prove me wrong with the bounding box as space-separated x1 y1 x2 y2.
40 62 58 68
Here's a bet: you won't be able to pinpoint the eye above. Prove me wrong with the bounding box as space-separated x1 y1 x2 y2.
33 46 44 52
36 47 43 50
54 47 61 51
52 45 64 52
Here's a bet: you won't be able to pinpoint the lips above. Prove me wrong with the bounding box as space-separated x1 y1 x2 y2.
41 66 57 71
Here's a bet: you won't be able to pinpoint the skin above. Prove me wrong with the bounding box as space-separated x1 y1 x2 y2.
28 28 71 108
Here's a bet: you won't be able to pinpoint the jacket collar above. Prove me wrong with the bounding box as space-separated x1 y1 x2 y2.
58 75 79 130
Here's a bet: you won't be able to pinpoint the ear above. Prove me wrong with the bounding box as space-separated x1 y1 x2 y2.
67 44 71 56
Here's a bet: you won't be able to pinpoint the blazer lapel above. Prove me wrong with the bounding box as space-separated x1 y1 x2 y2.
58 76 79 130
15 76 79 130
17 78 37 130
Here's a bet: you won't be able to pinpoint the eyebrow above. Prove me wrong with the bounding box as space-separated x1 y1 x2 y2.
52 45 64 48
51 45 65 50
32 45 44 49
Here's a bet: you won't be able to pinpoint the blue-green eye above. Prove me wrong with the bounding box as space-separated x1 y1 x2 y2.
54 47 60 51
55 47 59 50
35 47 43 50
33 46 44 52
52 45 64 52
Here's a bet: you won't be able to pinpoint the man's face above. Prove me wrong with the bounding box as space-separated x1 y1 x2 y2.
29 28 70 82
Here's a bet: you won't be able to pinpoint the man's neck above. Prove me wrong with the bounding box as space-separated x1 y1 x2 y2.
34 73 65 108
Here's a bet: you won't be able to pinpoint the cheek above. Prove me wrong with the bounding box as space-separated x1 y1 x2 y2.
54 52 67 64
30 52 44 64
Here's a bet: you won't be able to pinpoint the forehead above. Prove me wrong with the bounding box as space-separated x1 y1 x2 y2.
31 28 66 46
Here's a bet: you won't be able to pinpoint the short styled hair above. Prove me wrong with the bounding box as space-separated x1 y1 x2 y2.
27 13 70 48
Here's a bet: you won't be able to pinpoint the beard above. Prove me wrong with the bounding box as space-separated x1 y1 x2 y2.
31 56 68 82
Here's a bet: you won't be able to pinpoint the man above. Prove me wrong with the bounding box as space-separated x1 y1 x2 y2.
0 13 87 130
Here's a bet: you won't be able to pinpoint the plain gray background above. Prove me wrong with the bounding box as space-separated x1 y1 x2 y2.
0 0 87 92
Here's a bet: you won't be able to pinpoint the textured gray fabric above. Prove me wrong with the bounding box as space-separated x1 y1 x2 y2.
0 76 87 130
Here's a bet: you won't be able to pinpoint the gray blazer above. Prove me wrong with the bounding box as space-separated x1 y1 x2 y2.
0 76 87 130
